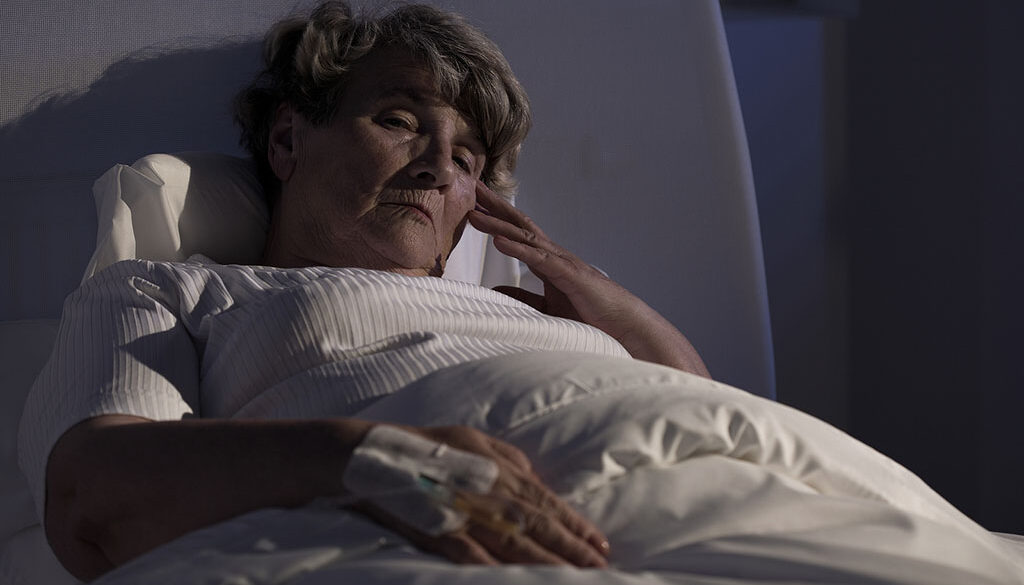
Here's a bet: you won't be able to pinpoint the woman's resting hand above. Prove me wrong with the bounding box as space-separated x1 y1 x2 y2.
360 425 610 567
469 182 709 376
46 416 608 581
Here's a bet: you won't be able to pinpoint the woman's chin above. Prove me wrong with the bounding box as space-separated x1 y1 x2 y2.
374 247 441 276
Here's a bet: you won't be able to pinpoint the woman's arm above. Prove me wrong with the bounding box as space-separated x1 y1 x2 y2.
46 415 608 582
469 182 710 377
45 415 372 580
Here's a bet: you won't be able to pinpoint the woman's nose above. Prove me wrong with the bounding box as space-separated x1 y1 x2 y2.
407 137 455 188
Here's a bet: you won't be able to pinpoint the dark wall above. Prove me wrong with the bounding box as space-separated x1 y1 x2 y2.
978 1 1024 532
727 0 1024 533
847 2 1024 532
725 16 850 429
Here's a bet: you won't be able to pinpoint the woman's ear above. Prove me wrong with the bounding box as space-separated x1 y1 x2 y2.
268 103 298 182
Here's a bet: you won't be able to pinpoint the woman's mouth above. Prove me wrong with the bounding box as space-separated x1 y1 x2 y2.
383 202 433 224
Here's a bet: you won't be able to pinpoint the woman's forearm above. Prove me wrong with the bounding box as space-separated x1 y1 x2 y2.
45 414 375 581
467 184 710 378
613 302 710 377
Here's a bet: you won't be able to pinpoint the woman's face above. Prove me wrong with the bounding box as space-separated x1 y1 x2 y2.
266 48 486 276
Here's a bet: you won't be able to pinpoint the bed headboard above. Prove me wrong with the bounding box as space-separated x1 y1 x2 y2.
0 0 775 398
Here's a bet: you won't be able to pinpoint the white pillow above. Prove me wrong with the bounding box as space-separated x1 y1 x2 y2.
83 152 519 287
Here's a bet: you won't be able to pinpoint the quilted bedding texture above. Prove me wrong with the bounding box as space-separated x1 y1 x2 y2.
95 351 1024 585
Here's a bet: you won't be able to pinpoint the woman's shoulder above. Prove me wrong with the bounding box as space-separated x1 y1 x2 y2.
71 258 285 322
84 259 496 302
85 256 284 285
84 257 223 287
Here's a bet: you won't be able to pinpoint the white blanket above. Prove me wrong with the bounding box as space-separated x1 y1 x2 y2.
95 352 1024 584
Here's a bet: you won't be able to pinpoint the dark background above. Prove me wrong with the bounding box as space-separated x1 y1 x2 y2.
725 0 1024 533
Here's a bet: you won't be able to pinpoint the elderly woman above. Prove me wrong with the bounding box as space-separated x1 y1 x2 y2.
18 2 707 581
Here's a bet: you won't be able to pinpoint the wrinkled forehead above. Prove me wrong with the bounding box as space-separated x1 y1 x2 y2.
343 47 484 142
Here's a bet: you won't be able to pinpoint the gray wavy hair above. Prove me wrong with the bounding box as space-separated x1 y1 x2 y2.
234 1 531 205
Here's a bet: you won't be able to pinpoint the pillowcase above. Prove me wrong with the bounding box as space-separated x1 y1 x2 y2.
82 152 519 287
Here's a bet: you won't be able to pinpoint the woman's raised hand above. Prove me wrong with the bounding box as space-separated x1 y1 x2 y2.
468 181 633 329
468 182 709 376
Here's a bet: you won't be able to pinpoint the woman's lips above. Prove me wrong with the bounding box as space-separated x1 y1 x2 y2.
384 202 433 223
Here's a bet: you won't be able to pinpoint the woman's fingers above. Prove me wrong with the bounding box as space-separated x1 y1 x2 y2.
353 501 499 565
468 211 580 288
471 182 554 252
470 182 601 292
431 533 501 565
471 186 633 326
370 500 607 568
456 496 606 568
467 520 565 565
467 207 544 251
418 426 610 562
474 181 538 229
501 471 609 560
476 439 610 563
513 506 609 568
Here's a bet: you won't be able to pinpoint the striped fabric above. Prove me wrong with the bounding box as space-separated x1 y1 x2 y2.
18 257 629 514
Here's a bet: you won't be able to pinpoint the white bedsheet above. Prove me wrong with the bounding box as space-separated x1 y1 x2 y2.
94 352 1024 584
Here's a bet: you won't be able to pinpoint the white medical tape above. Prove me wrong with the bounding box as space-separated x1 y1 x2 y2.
341 425 499 536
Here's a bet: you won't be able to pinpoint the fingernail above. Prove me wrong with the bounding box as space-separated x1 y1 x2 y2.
596 539 611 555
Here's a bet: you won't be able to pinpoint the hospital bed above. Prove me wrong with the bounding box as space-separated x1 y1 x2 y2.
3 1 1023 583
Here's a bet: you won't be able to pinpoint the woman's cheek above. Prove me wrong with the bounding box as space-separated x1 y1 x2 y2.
455 176 478 212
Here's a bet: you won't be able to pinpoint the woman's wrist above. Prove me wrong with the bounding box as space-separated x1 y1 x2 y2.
323 417 378 494
614 305 710 377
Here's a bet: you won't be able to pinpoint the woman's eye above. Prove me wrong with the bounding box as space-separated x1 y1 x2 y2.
454 156 473 172
381 116 413 130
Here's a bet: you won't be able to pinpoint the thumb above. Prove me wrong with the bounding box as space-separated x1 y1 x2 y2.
493 286 546 312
